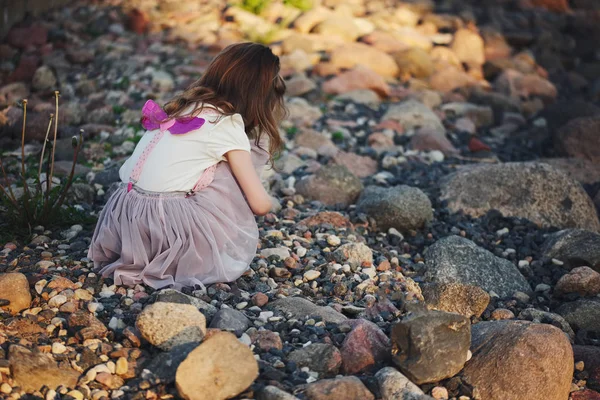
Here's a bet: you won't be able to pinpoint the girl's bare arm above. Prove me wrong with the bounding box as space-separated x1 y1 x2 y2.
226 150 272 216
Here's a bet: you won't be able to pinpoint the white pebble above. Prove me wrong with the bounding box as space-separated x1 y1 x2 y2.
327 235 341 247
52 342 67 354
496 227 509 236
304 270 321 281
552 258 564 266
48 295 68 308
518 260 530 268
88 302 103 313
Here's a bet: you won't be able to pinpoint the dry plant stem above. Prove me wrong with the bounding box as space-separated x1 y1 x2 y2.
48 91 59 191
38 114 55 185
53 133 83 211
20 100 32 201
19 100 33 226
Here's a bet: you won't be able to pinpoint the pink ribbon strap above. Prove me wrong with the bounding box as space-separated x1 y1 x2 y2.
128 100 215 195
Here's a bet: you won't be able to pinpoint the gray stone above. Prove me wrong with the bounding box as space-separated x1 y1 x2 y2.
424 236 531 298
295 165 363 208
463 321 574 400
356 186 433 233
145 343 198 384
541 229 600 272
556 299 600 333
266 297 347 324
383 99 445 135
208 308 251 337
150 288 218 322
440 162 600 232
93 166 121 187
517 308 575 341
288 343 342 376
375 367 434 400
391 310 471 384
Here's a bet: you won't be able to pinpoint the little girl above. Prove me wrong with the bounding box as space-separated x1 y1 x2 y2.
88 42 286 290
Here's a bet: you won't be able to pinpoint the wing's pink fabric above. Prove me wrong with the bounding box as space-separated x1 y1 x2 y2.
140 100 205 135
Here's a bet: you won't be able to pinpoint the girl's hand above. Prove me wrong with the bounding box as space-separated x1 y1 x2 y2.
226 150 273 216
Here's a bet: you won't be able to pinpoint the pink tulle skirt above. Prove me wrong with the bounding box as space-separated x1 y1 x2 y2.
88 145 268 290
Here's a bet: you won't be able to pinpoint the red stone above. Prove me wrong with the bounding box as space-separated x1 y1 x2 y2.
340 319 391 374
297 211 353 229
8 55 40 83
127 9 150 34
251 330 283 351
571 389 600 400
7 25 48 49
468 137 491 153
252 293 269 307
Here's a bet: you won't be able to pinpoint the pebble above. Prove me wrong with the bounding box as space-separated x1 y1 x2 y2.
327 235 341 246
431 386 449 399
51 342 67 354
0 383 11 394
304 270 321 281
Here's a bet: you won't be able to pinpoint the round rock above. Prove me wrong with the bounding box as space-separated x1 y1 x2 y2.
175 331 258 400
0 273 32 315
463 321 574 400
136 302 206 351
440 162 600 231
356 185 433 232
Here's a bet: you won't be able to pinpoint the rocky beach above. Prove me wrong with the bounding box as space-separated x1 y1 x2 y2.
1 0 600 399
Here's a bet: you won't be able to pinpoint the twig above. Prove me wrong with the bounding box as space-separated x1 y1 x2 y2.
38 114 55 186
48 91 60 191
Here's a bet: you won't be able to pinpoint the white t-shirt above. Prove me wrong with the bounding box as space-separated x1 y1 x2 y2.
119 108 251 192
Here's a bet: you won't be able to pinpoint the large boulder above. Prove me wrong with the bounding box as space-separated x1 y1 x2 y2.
541 229 600 271
421 282 490 318
356 185 433 233
555 117 600 164
391 310 471 384
424 236 531 298
0 273 32 315
295 165 363 208
540 158 600 186
136 302 206 351
440 162 600 232
175 332 258 400
556 299 600 333
462 321 574 400
339 319 390 374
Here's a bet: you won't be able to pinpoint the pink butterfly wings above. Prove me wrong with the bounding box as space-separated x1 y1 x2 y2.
141 100 205 135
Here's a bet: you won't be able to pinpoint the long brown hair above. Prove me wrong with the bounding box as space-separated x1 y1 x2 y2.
163 42 286 161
